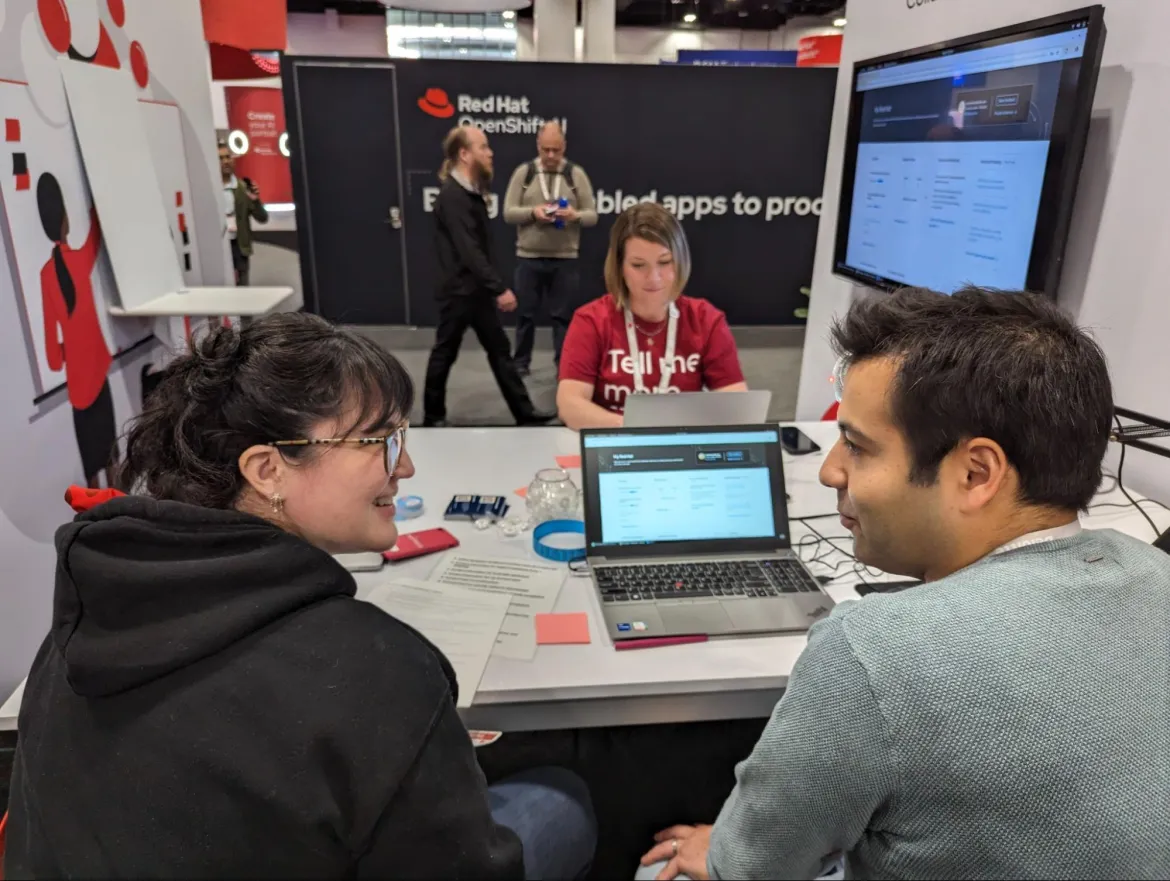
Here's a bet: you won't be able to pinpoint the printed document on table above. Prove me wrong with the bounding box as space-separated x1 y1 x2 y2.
427 554 566 661
365 577 510 708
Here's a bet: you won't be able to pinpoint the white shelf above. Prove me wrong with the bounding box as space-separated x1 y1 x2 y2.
107 286 296 317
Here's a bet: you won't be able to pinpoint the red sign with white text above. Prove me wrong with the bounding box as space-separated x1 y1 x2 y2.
224 86 292 203
797 34 842 67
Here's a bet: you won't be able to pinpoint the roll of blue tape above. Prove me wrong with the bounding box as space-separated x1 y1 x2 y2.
533 519 586 563
395 495 424 521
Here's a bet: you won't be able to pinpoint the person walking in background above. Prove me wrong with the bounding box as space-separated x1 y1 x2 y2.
423 124 555 427
37 172 118 489
503 122 597 377
220 142 267 286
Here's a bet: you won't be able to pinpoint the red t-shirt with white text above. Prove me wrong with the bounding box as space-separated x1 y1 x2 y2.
558 294 745 413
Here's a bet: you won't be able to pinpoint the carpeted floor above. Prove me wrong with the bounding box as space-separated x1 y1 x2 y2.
354 325 806 426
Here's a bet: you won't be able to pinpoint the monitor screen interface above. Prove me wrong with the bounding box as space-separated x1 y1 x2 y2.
581 429 788 551
837 15 1095 294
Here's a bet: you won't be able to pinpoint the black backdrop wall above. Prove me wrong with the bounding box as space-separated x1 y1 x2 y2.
285 58 836 327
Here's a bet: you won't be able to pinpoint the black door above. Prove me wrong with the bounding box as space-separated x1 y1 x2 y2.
286 60 409 324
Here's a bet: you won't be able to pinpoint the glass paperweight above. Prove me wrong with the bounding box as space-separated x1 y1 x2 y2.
526 468 580 525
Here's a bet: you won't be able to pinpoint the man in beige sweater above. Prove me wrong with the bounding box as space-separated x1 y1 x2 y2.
502 122 598 376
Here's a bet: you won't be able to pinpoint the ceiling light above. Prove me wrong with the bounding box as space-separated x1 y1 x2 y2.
502 9 515 18
833 17 847 26
683 12 697 22
738 9 748 15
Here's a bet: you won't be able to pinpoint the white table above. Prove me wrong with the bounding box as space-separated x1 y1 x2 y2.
3 422 1167 734
107 286 298 317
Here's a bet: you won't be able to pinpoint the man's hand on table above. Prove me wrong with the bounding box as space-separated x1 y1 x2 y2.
640 824 712 880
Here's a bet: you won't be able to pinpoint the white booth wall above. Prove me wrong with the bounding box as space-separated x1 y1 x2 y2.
0 0 226 698
798 0 1170 505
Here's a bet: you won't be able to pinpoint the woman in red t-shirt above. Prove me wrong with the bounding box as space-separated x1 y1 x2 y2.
556 203 746 429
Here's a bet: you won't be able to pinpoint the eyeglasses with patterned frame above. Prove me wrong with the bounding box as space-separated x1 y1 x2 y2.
272 425 408 475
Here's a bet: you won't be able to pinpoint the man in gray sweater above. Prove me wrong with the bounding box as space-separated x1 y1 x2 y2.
639 287 1170 880
502 122 598 375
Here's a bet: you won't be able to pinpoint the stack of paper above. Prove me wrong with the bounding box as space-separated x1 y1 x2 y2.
365 577 510 708
427 554 567 661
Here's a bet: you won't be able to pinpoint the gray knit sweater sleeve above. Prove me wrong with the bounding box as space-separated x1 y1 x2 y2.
708 612 896 880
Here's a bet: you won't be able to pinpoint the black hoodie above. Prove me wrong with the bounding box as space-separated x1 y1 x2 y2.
4 497 523 879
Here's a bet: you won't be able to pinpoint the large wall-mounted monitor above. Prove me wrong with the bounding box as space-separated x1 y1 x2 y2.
832 7 1106 296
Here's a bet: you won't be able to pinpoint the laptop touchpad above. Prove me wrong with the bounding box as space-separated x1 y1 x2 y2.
660 602 735 635
725 599 815 633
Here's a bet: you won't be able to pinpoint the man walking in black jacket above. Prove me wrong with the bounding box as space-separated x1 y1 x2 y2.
424 125 555 426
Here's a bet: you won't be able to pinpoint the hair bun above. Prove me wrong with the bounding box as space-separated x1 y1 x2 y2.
184 325 244 407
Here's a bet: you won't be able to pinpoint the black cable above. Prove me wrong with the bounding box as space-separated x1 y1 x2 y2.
1098 471 1119 495
1114 414 1162 539
791 513 841 522
802 520 859 562
1089 499 1170 515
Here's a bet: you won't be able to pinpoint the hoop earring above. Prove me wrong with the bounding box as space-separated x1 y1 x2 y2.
270 493 284 516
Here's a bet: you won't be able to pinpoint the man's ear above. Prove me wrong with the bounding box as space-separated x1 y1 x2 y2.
238 444 284 500
951 437 1011 513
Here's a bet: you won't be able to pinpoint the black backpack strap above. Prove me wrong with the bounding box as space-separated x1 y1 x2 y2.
523 160 578 197
561 160 578 196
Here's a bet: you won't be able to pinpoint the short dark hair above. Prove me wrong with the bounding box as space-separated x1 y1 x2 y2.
120 313 414 509
831 286 1112 511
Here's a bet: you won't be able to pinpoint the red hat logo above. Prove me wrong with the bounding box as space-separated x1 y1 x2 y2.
418 88 455 118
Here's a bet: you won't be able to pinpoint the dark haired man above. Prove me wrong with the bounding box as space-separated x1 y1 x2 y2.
639 287 1170 880
219 143 267 286
424 125 555 427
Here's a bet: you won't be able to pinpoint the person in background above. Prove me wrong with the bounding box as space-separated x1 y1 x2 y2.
424 124 555 427
556 203 746 430
5 313 595 880
637 287 1170 881
220 142 268 286
502 121 598 376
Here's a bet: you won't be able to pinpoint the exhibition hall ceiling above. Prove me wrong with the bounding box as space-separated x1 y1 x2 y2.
287 0 846 31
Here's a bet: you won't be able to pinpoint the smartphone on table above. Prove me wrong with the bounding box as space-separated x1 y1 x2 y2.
383 527 460 562
781 427 822 456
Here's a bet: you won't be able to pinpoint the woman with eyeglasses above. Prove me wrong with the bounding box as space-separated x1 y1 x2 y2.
5 313 595 880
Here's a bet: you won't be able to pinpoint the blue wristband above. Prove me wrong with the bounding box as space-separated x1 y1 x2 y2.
533 519 586 563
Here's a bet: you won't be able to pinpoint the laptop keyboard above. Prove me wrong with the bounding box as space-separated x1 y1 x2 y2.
594 559 821 604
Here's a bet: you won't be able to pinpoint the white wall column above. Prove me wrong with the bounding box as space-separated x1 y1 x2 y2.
534 0 576 61
582 0 616 62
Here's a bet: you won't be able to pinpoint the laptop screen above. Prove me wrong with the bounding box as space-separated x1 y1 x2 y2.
580 426 790 559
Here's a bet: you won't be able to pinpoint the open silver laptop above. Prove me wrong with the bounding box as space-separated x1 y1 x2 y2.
580 424 833 642
622 391 772 428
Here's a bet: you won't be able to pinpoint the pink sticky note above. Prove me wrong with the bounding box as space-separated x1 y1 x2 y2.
535 612 591 645
555 455 582 469
514 486 527 498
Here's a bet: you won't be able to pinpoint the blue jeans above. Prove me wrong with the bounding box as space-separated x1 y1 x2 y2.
489 767 596 880
513 257 578 369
